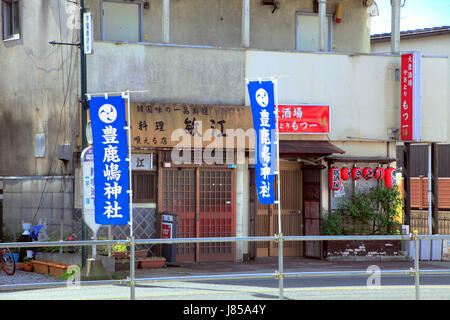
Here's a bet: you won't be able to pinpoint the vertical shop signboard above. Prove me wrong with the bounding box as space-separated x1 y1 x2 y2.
401 51 421 141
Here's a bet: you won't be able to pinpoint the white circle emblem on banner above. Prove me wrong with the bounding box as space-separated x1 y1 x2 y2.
255 88 269 107
98 104 117 124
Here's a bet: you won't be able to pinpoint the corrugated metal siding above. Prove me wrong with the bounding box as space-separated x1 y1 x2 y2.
397 144 450 177
410 177 450 209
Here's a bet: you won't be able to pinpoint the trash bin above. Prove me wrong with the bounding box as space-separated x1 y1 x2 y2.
161 212 178 263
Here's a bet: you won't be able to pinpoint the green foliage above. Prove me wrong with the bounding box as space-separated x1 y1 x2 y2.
58 264 81 281
39 231 75 253
321 211 343 235
1 224 15 243
322 184 402 235
97 236 113 256
112 242 128 253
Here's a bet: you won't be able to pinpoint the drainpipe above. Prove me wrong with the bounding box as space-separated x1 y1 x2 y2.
162 0 170 43
390 0 401 54
242 0 250 48
318 0 327 51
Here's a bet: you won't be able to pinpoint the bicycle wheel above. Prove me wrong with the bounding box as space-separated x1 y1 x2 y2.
1 248 16 275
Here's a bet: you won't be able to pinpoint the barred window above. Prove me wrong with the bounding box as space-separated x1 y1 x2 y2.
132 171 157 203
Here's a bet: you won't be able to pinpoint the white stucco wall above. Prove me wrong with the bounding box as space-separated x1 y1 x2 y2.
371 34 450 144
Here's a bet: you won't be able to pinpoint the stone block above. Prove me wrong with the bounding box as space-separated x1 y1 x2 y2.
10 193 22 209
47 179 62 193
52 209 63 222
52 193 64 209
63 193 73 209
22 193 33 208
21 208 34 223
41 192 53 209
4 180 22 193
63 209 74 224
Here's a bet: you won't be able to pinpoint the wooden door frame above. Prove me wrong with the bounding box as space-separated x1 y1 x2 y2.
253 161 304 258
302 164 324 259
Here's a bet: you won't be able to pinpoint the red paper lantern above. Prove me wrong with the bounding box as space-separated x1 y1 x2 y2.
329 167 341 190
384 168 396 189
362 167 374 180
374 168 385 180
351 167 362 180
341 168 350 180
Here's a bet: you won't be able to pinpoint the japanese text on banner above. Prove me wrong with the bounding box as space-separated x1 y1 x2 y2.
247 80 277 204
89 96 130 225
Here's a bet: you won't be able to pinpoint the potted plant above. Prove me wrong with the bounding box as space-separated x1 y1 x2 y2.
48 262 70 277
138 256 166 269
112 242 129 259
31 260 50 274
19 257 33 272
135 246 149 259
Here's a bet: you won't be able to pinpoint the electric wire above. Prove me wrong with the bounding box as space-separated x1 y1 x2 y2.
31 2 78 226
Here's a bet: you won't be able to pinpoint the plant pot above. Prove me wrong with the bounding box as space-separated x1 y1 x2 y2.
32 260 50 274
113 251 129 259
138 257 166 269
48 263 69 277
114 259 139 271
19 262 33 272
135 250 148 259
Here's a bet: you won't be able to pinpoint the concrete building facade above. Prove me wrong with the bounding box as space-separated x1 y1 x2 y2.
0 0 448 261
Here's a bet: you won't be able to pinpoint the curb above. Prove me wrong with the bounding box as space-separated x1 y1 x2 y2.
326 255 412 262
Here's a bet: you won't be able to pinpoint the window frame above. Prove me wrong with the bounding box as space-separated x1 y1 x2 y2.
295 12 332 52
2 0 20 41
100 0 144 43
132 170 157 203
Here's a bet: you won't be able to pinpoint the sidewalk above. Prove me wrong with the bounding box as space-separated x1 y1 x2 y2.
131 257 450 279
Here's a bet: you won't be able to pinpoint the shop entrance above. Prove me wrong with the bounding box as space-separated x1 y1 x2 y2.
256 162 303 257
160 167 235 262
302 165 323 259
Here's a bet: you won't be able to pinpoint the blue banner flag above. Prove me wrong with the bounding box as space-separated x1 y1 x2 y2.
89 96 130 225
247 80 276 204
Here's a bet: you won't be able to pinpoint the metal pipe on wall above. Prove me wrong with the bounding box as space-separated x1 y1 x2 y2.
390 0 401 54
318 0 327 52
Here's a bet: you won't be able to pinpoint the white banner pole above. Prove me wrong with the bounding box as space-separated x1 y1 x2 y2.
124 90 135 300
273 76 284 300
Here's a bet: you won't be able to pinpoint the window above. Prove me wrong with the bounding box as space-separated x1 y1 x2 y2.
296 13 332 51
2 0 20 40
132 171 157 203
102 0 142 42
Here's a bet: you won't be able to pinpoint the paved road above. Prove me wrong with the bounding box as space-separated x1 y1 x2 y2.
2 258 450 300
2 271 450 300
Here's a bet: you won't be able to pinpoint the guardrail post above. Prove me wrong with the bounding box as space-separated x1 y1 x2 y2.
277 233 284 300
413 232 420 300
130 236 136 300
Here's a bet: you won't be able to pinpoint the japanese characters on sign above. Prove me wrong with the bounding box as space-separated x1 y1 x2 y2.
247 80 276 204
83 12 93 55
400 52 421 141
82 147 95 210
131 153 153 171
278 105 330 134
329 167 396 190
131 103 253 149
89 96 130 225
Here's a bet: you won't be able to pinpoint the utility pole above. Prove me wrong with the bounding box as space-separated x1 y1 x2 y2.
80 0 88 268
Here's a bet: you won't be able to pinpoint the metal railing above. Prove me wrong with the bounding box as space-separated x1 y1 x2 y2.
1 233 450 300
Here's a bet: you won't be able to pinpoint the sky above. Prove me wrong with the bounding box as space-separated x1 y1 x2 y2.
370 0 450 35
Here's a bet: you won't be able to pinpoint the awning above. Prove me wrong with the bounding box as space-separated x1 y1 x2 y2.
279 140 345 157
